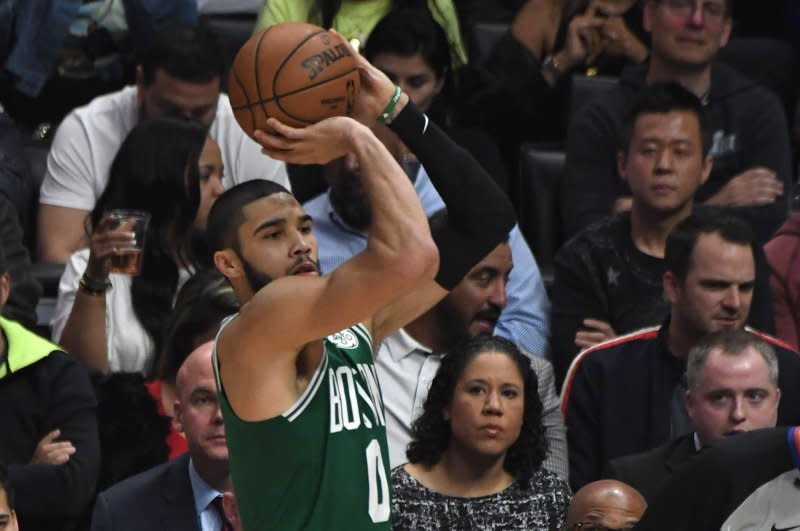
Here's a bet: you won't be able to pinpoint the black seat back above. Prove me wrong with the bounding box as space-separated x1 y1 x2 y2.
518 145 566 281
568 74 618 124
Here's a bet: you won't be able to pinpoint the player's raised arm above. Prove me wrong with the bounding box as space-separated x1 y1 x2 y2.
208 64 437 364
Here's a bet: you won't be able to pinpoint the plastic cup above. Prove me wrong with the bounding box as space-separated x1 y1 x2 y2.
105 209 150 275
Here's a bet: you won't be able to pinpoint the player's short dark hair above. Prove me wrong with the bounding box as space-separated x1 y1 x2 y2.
664 209 754 283
139 22 224 86
406 335 547 481
206 180 292 253
619 82 710 156
0 463 14 511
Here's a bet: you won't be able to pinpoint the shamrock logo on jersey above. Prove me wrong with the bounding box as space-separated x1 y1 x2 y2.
328 330 359 349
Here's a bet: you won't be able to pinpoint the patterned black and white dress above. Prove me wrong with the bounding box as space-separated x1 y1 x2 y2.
390 466 571 530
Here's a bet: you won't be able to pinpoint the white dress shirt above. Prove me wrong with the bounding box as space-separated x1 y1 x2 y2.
375 328 444 468
375 329 570 479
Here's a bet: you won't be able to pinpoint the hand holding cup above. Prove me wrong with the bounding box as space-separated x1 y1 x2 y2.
87 209 150 279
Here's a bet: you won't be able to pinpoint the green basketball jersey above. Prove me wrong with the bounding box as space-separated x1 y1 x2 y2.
213 320 392 530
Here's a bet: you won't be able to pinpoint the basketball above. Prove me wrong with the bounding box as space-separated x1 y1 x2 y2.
228 22 361 135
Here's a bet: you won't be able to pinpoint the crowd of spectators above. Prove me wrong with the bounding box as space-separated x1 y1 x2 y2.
1 0 800 529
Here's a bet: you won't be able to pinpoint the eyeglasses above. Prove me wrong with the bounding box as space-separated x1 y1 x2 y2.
657 0 727 21
570 523 634 531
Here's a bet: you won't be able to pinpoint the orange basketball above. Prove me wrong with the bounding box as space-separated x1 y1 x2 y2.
228 22 361 135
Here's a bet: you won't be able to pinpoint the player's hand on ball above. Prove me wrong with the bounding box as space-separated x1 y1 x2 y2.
330 29 409 124
254 116 364 165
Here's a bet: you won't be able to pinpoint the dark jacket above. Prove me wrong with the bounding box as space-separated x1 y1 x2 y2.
551 211 776 386
0 114 36 240
0 193 40 329
633 427 799 531
765 213 800 349
0 317 99 531
90 452 197 531
562 323 800 490
604 433 697 503
561 62 792 243
551 213 667 385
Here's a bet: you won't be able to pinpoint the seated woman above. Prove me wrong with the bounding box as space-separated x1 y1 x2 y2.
364 8 509 192
392 335 571 530
51 118 224 376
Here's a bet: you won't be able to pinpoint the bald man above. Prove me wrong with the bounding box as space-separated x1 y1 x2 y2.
92 342 233 531
564 480 647 531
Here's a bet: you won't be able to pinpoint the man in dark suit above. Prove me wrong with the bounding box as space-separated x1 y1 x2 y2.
605 328 781 501
632 427 800 531
91 342 231 530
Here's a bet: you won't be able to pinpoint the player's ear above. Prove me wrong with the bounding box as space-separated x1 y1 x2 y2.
214 250 243 280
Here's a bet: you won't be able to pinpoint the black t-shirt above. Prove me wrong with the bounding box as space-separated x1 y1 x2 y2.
551 212 666 383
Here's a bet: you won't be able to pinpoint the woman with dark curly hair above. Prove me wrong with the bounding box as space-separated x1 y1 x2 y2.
391 335 571 530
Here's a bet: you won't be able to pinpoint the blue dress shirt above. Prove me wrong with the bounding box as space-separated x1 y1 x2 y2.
188 459 225 531
303 165 551 358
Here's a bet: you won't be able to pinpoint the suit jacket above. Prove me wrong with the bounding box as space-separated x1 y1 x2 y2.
604 434 698 502
90 452 198 531
633 428 798 531
562 323 800 490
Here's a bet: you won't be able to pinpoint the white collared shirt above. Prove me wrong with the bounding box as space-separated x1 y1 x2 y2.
375 328 443 468
375 329 570 479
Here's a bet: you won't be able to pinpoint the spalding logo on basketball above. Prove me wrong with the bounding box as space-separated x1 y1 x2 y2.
327 330 359 349
228 22 361 135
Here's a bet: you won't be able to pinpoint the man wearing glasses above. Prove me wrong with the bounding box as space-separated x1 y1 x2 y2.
562 0 791 244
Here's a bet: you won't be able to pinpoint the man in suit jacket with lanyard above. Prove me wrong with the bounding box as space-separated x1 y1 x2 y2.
91 342 232 530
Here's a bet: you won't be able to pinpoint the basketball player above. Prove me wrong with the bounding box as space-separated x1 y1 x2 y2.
206 51 515 529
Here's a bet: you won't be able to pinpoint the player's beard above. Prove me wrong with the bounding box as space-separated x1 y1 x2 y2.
241 256 273 293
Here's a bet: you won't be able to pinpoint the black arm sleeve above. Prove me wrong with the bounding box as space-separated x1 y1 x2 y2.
388 102 516 289
634 427 796 531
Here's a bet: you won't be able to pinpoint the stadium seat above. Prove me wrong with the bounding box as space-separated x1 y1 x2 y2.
568 74 618 124
518 144 565 285
469 21 509 67
200 13 258 90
